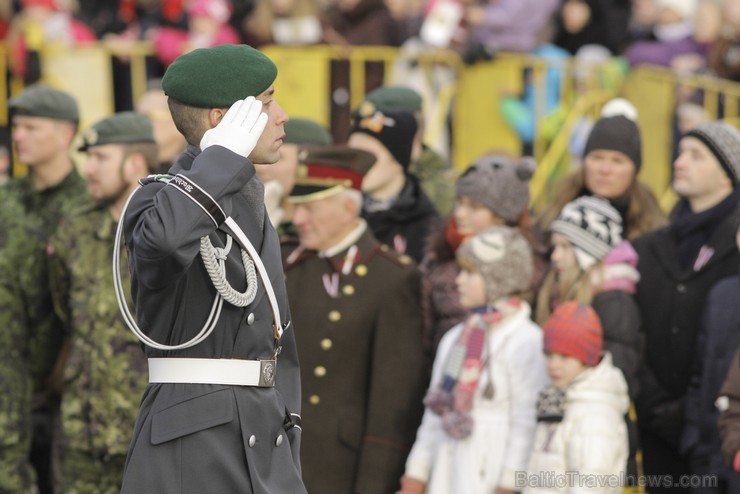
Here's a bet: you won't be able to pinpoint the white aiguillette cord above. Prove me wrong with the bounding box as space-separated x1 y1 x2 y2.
113 186 283 351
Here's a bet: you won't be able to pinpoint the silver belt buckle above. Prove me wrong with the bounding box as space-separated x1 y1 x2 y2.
259 359 276 387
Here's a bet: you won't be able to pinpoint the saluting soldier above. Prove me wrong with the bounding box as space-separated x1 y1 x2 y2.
5 83 88 494
47 113 158 493
283 145 427 493
119 45 306 493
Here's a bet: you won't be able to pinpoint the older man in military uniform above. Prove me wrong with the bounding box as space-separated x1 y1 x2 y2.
0 196 55 493
283 145 427 493
47 112 158 493
119 44 306 493
4 83 88 494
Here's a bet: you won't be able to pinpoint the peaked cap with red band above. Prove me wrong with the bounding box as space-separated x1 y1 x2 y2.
288 145 376 203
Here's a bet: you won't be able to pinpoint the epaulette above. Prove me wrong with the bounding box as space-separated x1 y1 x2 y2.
374 243 416 269
282 243 317 270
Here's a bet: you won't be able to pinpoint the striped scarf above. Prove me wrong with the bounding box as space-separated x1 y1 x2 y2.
424 298 521 438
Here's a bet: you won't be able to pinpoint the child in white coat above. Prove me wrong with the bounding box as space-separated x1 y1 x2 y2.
397 225 549 494
523 302 629 494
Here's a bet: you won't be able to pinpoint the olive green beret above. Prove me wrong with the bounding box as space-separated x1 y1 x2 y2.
355 86 423 117
9 84 79 122
161 44 277 108
284 118 333 146
79 112 155 151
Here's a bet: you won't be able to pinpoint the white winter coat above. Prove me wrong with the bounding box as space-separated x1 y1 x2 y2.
404 302 549 493
523 353 629 494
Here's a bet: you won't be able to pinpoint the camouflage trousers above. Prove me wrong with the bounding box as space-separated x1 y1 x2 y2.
58 451 126 494
0 445 35 494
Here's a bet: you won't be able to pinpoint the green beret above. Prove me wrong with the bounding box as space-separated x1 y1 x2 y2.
79 112 155 151
9 84 79 122
284 118 333 146
161 44 277 108
356 86 423 117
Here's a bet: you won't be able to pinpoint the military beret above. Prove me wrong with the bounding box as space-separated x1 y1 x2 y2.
161 44 277 108
289 145 376 204
79 112 155 151
284 118 333 146
9 84 79 122
355 86 423 117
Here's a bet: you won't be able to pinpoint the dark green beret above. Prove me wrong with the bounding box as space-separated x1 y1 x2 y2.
79 112 155 151
284 118 333 146
9 84 79 122
355 86 423 117
161 44 277 108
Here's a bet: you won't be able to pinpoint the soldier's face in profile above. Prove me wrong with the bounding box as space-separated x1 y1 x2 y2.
84 144 131 205
249 86 289 165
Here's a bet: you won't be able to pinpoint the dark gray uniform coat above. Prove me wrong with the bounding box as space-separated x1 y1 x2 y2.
283 228 427 494
120 146 306 494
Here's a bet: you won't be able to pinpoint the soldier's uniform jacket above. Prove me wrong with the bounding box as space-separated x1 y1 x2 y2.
2 169 89 378
47 205 148 466
0 194 56 493
120 145 305 494
283 226 427 494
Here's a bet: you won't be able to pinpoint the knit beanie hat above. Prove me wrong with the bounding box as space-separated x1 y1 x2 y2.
583 115 642 171
544 302 603 367
684 122 740 187
350 110 418 170
551 196 623 271
455 154 536 223
456 225 533 303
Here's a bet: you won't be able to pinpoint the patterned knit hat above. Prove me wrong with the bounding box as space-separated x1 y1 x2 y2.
350 110 418 170
583 115 642 171
684 122 740 187
455 154 535 223
551 196 623 270
544 302 603 367
456 225 533 303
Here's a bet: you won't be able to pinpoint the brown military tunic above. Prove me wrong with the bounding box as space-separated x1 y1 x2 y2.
284 226 426 494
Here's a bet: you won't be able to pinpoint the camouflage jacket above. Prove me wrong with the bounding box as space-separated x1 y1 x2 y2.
2 169 88 235
0 194 56 492
48 204 148 459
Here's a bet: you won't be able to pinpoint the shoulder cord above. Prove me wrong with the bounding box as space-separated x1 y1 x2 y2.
200 234 258 307
113 181 283 351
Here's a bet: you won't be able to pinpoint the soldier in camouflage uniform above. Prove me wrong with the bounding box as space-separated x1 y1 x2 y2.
47 113 158 493
0 194 57 493
5 84 88 494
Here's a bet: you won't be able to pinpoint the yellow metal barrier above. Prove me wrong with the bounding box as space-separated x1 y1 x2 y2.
5 42 739 211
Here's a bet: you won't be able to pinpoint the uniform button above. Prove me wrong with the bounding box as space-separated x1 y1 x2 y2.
309 395 320 405
248 435 256 447
342 285 355 296
247 313 255 325
275 435 284 447
321 338 333 351
355 265 368 277
328 310 341 322
671 326 679 335
677 284 687 293
399 255 412 265
314 366 327 377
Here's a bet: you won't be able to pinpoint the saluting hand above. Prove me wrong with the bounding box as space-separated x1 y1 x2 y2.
200 96 268 159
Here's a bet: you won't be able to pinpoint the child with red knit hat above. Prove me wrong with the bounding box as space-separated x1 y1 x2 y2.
523 302 630 494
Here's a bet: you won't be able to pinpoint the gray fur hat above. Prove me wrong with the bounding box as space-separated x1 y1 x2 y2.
456 225 533 303
455 154 536 223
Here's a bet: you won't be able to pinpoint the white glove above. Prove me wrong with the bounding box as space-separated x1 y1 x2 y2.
199 96 268 159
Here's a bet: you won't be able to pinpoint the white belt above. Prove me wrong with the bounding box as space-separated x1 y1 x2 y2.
148 358 276 387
